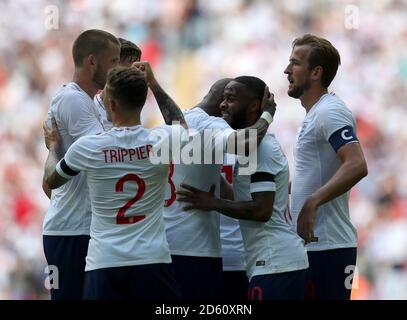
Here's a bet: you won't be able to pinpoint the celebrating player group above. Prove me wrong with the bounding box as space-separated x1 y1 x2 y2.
42 29 367 300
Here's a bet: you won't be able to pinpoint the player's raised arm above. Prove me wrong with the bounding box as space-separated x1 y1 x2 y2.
43 118 69 189
132 61 188 129
225 84 276 156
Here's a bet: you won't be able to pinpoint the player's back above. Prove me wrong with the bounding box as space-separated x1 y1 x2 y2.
74 126 173 271
44 82 103 235
163 107 234 257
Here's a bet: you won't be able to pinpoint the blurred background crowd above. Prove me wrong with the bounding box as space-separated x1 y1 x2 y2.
0 0 406 299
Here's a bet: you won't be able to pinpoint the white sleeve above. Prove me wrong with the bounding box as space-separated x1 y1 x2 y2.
148 124 188 164
200 115 235 137
59 92 103 140
317 102 359 152
249 141 285 194
194 114 234 156
203 115 235 148
56 136 92 179
154 124 188 147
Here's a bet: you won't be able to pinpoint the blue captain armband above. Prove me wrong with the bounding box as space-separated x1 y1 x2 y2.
328 126 359 152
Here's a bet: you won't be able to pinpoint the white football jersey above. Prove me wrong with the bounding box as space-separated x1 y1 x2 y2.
43 82 104 236
220 215 246 271
220 155 245 271
56 124 186 271
163 107 235 257
291 93 359 251
94 93 113 131
234 134 308 280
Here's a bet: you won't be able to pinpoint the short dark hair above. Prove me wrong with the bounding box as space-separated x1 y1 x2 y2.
292 34 341 87
106 66 148 111
233 76 266 101
72 29 120 67
118 38 142 62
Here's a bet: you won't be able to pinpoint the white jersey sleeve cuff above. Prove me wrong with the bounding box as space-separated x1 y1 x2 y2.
56 159 77 180
250 181 276 193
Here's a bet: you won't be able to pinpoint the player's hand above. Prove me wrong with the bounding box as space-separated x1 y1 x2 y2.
132 61 156 87
177 183 217 211
261 86 276 118
43 117 60 150
297 197 319 244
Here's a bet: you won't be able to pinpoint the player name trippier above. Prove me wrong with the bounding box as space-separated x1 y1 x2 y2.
102 145 153 163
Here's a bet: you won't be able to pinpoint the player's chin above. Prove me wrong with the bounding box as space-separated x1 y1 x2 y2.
287 88 300 98
222 114 232 124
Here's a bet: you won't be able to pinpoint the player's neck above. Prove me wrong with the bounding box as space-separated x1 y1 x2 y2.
72 70 99 99
300 87 328 113
196 102 212 115
112 114 141 128
197 102 222 117
243 114 258 128
99 89 105 100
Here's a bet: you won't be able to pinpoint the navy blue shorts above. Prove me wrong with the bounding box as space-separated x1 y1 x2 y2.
222 271 248 301
83 263 183 300
305 248 357 300
171 255 223 300
43 235 90 300
248 269 307 300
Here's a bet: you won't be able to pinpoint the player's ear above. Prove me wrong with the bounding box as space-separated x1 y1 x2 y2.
87 54 97 69
312 65 323 82
109 98 117 112
250 100 260 115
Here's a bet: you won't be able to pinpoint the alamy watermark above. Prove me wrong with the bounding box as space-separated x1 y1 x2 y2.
44 265 59 290
345 265 359 290
344 4 359 30
148 125 258 175
103 125 259 175
45 5 59 30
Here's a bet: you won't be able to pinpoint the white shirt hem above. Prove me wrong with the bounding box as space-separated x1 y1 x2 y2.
223 266 246 271
248 261 309 281
85 258 172 272
43 230 90 236
170 250 222 258
306 242 357 251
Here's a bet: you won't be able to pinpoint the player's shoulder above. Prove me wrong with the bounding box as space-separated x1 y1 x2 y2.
316 93 354 120
185 107 206 125
186 107 229 130
51 83 91 109
152 123 184 134
54 82 87 99
259 134 286 160
74 132 104 148
259 133 281 150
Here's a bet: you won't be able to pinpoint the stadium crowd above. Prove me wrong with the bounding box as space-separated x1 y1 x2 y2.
0 0 406 299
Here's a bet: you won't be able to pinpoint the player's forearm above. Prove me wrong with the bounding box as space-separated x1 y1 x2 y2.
42 175 52 199
309 160 368 208
227 118 269 156
247 117 270 146
44 145 63 189
149 79 187 129
212 198 269 222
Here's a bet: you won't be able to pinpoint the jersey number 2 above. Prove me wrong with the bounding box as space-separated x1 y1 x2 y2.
115 174 146 224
